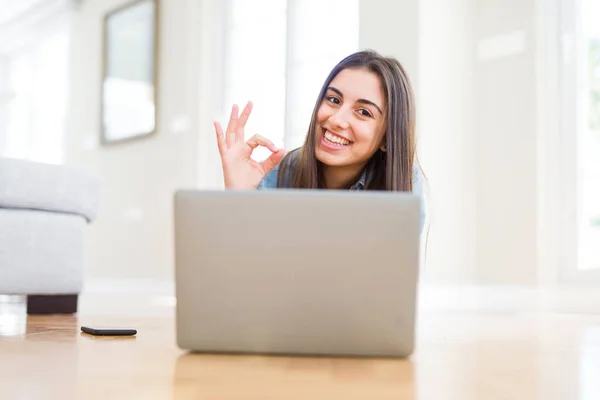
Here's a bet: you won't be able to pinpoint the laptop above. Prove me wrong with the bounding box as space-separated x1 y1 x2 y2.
173 189 421 358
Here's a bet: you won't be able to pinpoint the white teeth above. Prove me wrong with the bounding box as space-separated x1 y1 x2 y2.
324 130 350 146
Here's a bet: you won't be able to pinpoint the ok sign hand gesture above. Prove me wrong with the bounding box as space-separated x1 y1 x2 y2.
214 102 285 190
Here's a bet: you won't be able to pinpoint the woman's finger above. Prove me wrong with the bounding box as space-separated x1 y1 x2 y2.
245 134 279 153
214 121 226 157
260 149 285 174
236 101 253 142
225 105 239 148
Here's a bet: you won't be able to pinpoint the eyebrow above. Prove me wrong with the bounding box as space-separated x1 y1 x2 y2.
327 86 383 115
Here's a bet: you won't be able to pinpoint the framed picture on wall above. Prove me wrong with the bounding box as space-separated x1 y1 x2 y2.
101 0 158 145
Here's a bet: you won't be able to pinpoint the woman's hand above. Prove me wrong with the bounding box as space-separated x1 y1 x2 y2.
215 102 285 190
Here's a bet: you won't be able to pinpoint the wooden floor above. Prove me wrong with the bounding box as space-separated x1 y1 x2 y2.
1 284 600 399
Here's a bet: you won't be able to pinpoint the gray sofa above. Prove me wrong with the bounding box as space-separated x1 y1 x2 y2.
0 157 101 314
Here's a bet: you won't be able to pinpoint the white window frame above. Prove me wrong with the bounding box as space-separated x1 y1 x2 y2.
551 0 600 283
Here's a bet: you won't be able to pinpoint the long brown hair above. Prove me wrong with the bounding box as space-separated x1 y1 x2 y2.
277 49 417 191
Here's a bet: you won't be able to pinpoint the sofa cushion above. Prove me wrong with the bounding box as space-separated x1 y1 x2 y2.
0 157 101 222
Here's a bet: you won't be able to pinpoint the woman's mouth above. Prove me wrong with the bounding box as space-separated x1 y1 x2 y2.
321 130 351 149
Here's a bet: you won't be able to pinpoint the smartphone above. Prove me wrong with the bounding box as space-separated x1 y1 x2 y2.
81 326 137 336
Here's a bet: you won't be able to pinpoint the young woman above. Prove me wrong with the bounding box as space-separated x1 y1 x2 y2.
214 50 426 230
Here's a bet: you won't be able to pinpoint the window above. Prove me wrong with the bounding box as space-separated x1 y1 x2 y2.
0 7 70 165
578 0 600 271
557 0 600 281
223 0 287 162
223 0 359 160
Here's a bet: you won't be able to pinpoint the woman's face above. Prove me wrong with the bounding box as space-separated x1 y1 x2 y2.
314 67 387 170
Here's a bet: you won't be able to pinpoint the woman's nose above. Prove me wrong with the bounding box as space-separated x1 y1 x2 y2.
329 109 350 130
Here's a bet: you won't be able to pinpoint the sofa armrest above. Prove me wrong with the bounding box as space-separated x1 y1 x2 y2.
0 157 101 222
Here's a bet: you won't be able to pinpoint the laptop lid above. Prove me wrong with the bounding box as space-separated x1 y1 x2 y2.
174 189 421 358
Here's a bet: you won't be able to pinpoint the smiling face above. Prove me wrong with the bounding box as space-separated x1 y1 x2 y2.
279 50 416 191
314 67 387 177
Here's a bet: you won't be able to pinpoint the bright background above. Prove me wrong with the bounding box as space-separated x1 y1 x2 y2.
0 0 598 287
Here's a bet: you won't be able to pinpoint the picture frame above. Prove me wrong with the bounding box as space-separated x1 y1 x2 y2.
100 0 158 145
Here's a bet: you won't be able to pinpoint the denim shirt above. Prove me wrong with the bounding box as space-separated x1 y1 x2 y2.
257 150 427 233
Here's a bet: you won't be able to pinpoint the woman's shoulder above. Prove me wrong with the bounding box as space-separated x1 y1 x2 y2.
257 164 281 189
257 148 301 189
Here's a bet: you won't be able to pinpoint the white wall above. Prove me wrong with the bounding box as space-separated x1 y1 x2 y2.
360 0 543 285
417 0 477 284
66 0 218 280
473 0 539 284
359 0 420 92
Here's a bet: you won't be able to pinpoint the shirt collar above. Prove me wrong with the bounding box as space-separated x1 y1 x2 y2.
349 169 368 190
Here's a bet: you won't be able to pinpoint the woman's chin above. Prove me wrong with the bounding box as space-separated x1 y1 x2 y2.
315 146 350 166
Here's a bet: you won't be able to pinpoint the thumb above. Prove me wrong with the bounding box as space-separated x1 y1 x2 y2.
260 149 285 174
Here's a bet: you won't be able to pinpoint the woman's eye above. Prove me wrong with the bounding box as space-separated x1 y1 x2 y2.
358 109 373 118
327 96 340 104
